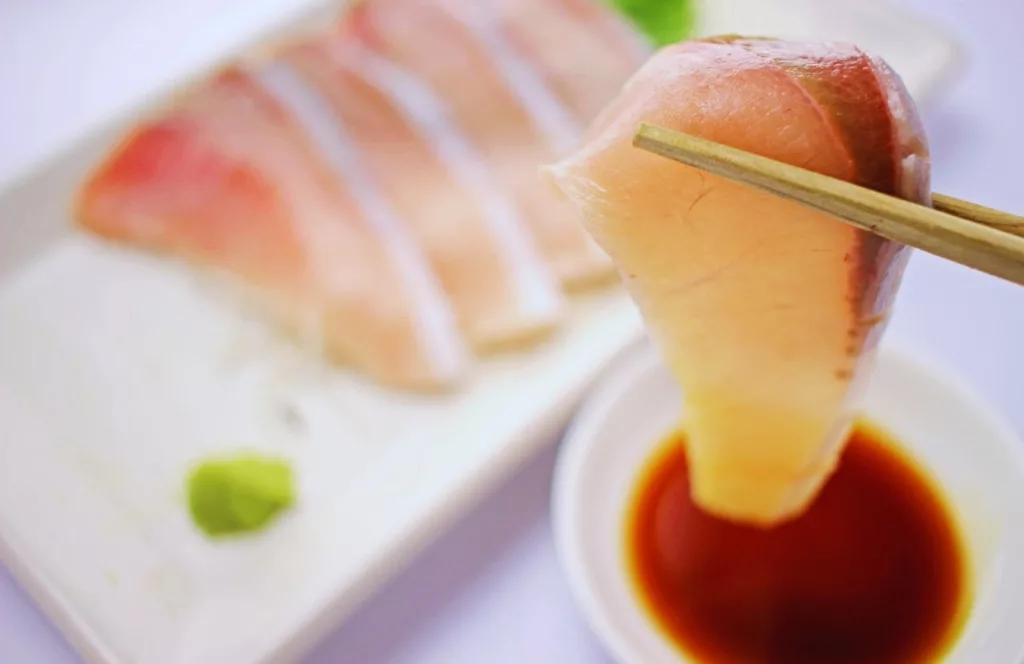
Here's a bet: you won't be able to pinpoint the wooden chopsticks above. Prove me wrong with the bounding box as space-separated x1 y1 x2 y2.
633 123 1024 287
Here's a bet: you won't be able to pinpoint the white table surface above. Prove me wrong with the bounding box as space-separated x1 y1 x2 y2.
2 0 1023 662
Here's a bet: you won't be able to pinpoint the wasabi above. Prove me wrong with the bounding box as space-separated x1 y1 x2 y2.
606 0 695 47
186 454 295 537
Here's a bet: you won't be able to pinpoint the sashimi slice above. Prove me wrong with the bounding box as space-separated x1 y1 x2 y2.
480 0 650 123
76 67 469 390
280 38 564 349
548 37 930 525
343 0 615 288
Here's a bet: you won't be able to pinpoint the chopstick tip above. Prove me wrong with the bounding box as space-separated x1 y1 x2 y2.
633 122 659 147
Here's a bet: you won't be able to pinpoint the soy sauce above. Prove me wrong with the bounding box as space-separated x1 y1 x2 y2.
625 423 969 664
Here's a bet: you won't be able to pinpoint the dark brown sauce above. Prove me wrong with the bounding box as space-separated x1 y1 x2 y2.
625 423 969 664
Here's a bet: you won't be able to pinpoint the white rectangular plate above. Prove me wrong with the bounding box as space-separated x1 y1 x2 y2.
0 1 961 662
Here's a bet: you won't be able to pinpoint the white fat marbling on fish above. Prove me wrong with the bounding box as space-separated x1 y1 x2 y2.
343 43 563 325
253 62 468 382
441 0 581 155
868 54 931 205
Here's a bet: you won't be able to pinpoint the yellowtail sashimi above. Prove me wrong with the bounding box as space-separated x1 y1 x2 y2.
77 68 468 390
548 37 930 525
343 0 614 288
281 38 563 349
480 0 650 123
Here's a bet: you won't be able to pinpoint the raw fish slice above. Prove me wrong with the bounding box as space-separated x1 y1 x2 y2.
282 38 563 349
548 38 930 525
344 0 614 288
480 0 650 123
77 68 468 390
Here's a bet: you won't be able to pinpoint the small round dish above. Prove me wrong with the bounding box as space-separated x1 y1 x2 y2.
552 339 1024 664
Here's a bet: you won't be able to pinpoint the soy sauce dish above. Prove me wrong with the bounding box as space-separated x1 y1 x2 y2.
552 340 1024 663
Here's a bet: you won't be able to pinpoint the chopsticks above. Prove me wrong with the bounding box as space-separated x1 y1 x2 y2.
633 123 1024 287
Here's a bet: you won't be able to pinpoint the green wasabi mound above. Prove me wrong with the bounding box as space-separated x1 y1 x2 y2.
606 0 696 47
186 454 295 538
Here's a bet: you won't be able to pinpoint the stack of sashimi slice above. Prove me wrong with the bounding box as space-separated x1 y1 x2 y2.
75 0 650 390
